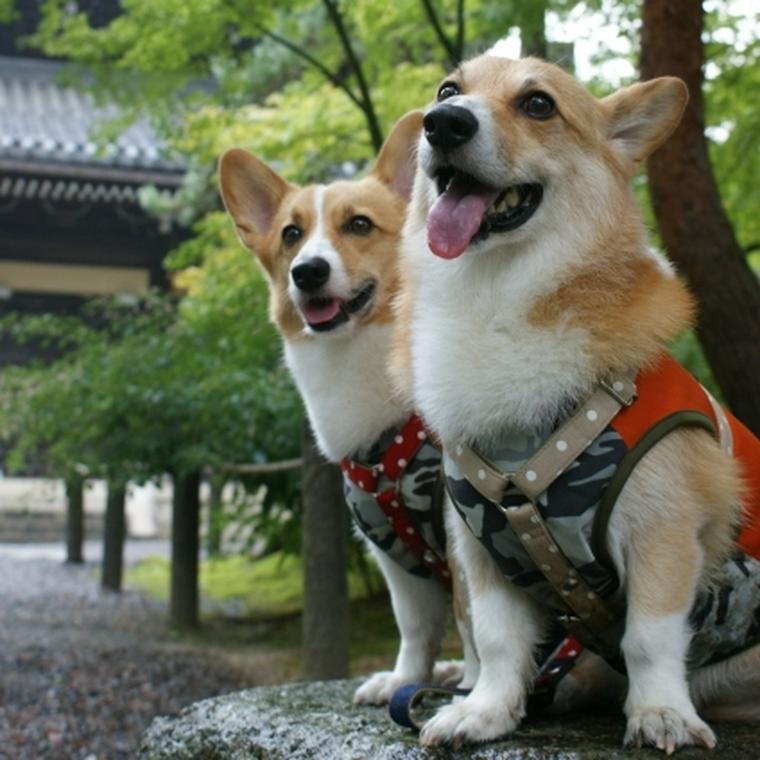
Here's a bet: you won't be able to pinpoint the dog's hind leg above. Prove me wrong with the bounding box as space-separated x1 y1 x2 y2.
691 643 760 722
619 529 717 752
353 542 451 705
548 650 626 714
609 431 742 753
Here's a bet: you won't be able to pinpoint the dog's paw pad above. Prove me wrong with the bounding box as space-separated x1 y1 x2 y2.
624 707 716 754
419 697 522 747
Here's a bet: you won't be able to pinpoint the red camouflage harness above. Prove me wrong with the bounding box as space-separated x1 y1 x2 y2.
340 414 452 589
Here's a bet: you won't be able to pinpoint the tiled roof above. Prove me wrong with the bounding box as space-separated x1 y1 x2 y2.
0 56 185 187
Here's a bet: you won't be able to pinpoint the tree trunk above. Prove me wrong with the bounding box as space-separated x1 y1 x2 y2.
65 476 84 564
170 469 201 630
207 472 224 557
641 0 760 435
101 481 126 591
301 421 349 680
519 1 547 59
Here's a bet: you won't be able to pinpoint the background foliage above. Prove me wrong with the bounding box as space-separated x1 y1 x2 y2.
1 0 758 551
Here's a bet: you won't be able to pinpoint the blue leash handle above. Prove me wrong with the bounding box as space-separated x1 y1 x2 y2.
389 683 471 730
389 627 582 731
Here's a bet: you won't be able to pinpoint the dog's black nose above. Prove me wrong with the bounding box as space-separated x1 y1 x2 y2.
423 104 479 149
291 257 330 291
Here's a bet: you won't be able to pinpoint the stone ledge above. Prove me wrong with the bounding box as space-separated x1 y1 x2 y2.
138 678 756 759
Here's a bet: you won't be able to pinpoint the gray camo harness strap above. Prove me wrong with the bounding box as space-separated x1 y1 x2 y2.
445 374 637 658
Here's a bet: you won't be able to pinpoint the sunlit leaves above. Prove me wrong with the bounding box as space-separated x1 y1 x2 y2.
0 0 16 23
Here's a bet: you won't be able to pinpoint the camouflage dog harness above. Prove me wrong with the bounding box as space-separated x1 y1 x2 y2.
341 415 451 589
345 416 588 703
444 354 760 666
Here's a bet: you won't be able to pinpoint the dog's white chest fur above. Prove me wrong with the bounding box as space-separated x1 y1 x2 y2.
407 229 593 443
284 324 407 460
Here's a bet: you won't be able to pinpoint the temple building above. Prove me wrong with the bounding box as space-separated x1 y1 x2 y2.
0 1 186 364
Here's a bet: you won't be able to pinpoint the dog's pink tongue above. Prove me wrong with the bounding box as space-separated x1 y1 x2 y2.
427 177 498 259
302 298 341 325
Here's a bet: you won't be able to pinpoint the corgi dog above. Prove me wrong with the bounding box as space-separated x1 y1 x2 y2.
395 52 760 752
217 112 475 705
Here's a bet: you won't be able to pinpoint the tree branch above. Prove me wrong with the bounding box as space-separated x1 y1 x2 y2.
321 0 384 152
253 23 364 112
456 0 465 64
419 0 459 69
220 458 304 475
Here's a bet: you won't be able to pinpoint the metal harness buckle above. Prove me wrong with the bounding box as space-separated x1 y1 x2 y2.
600 378 636 407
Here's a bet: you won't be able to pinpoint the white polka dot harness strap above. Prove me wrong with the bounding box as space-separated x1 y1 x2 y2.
445 373 637 657
341 415 452 590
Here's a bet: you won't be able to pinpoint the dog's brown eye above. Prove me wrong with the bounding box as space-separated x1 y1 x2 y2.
282 224 302 246
437 82 460 101
344 215 373 235
521 91 556 119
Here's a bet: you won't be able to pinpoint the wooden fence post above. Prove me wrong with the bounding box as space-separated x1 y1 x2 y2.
207 472 224 557
102 480 126 591
301 421 349 680
65 475 85 564
170 469 201 629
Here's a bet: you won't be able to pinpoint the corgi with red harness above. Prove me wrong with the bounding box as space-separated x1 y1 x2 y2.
218 113 474 704
395 52 760 752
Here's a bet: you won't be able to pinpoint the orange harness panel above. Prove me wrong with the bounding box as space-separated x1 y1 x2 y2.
611 355 760 559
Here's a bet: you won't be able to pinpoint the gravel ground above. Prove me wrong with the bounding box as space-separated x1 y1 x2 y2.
0 541 282 760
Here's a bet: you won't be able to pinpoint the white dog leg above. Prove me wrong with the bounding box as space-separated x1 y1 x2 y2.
420 503 545 747
447 503 480 690
353 542 451 705
616 510 716 752
622 612 716 753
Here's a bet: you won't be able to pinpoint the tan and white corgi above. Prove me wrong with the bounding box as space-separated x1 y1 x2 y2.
395 52 760 752
218 112 474 705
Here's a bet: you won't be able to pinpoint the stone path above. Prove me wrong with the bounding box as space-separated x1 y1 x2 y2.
0 541 282 760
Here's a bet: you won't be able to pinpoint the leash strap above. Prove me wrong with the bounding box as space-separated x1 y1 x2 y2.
388 629 583 731
389 683 471 730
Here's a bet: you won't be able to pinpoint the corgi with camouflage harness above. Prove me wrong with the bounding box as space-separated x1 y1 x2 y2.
394 50 760 753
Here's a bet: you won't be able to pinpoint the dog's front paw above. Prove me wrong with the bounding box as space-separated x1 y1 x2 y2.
419 696 523 748
431 660 464 688
353 660 465 705
624 707 716 754
353 671 404 705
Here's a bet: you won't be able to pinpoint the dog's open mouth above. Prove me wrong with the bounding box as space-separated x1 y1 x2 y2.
301 281 376 332
428 167 543 259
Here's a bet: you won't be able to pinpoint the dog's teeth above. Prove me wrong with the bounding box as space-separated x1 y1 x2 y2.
505 187 521 209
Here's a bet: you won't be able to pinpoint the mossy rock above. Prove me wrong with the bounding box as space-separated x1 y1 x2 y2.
138 678 757 759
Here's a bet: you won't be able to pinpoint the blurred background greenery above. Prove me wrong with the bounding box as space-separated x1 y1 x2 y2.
0 0 757 666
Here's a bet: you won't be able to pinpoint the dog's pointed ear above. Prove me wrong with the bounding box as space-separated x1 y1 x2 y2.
371 110 424 201
602 77 688 165
218 149 294 249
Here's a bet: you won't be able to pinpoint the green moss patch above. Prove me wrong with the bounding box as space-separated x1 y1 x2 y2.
125 551 379 617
